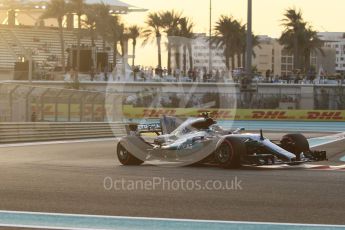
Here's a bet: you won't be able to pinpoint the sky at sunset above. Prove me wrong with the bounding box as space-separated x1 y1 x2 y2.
120 0 345 67
1 0 344 67
123 0 345 37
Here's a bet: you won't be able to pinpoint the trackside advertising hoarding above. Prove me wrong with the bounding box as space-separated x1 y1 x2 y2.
29 104 345 121
122 105 345 121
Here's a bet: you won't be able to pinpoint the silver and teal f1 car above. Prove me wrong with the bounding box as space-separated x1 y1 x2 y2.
116 115 327 168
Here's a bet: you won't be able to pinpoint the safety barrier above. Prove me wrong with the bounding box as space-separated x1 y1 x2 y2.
0 122 127 143
122 105 345 121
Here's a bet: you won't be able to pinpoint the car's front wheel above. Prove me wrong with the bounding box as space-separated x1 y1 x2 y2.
215 137 245 169
280 134 310 160
117 143 144 165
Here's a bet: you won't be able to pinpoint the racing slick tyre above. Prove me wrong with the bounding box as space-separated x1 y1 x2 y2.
215 137 246 169
280 134 310 160
117 143 144 166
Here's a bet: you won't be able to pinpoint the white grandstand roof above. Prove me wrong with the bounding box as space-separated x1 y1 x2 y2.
85 0 133 8
0 0 147 12
86 0 147 12
0 0 48 9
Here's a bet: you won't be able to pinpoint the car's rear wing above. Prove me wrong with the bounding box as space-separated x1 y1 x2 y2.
125 122 162 135
125 116 184 136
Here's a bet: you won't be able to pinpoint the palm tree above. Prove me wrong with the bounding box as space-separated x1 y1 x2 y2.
279 8 305 71
119 24 128 58
94 3 112 50
118 24 130 76
160 10 182 72
109 23 130 76
83 3 110 73
280 8 323 73
40 0 67 73
213 15 242 70
236 23 246 68
128 25 141 67
301 27 324 73
142 12 164 70
107 15 122 70
81 2 112 72
239 31 260 69
83 4 97 46
69 0 85 77
178 17 194 73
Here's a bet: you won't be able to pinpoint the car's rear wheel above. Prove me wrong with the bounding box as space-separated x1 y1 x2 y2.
117 143 144 165
215 137 245 168
280 134 310 160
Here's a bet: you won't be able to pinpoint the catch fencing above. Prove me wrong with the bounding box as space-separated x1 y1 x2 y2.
0 83 123 122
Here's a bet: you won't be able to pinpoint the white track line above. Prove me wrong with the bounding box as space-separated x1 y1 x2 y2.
309 132 345 148
0 224 103 230
0 210 344 228
0 138 118 148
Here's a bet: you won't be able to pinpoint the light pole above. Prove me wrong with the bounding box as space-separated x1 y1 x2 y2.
242 0 253 107
208 0 212 74
245 0 252 79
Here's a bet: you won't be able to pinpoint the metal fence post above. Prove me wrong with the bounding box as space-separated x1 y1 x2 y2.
102 95 106 122
40 89 50 121
55 90 63 122
25 87 35 122
91 93 100 122
68 92 75 122
79 93 85 122
9 85 20 122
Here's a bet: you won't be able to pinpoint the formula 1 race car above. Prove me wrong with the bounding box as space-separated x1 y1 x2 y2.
116 114 327 168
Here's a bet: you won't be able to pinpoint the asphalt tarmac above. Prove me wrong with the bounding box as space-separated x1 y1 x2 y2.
0 133 344 227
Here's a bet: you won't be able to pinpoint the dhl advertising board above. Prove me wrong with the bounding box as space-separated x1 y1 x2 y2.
31 104 106 121
122 105 345 121
29 104 345 122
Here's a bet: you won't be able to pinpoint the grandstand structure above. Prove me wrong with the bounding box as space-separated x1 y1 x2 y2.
0 0 146 78
0 0 146 25
0 24 114 70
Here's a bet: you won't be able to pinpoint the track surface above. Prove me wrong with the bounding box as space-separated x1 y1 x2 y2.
0 133 344 226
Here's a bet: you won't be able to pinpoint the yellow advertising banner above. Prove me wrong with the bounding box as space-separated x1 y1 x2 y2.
29 104 345 122
122 105 345 122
